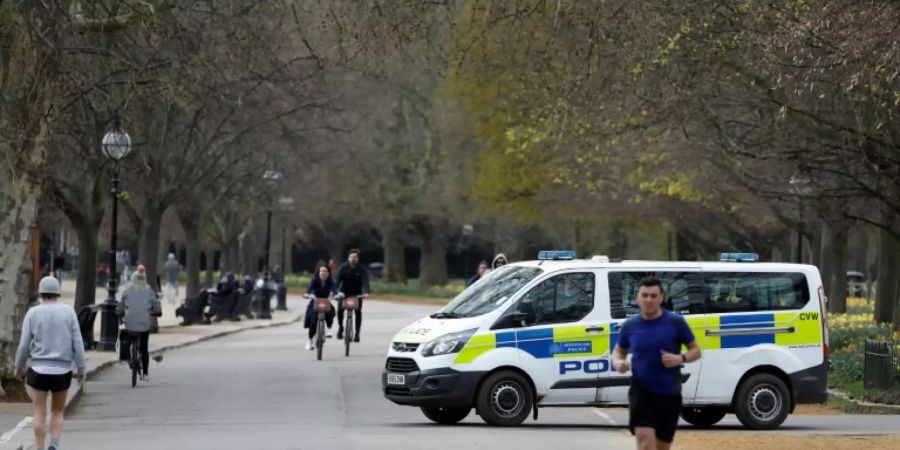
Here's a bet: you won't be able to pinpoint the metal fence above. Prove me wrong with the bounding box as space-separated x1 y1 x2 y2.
864 340 900 391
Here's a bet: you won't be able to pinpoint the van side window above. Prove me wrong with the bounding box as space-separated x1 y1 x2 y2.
704 272 809 313
518 273 594 325
608 272 705 319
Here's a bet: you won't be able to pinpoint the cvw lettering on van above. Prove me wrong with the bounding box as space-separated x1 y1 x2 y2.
799 312 818 321
559 358 611 375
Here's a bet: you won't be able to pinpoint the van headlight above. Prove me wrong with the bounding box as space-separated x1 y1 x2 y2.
421 329 477 357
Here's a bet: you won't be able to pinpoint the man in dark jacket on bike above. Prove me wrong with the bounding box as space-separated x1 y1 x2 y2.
334 249 370 342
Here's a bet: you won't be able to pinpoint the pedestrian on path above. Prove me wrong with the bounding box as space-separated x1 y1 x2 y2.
14 276 86 450
164 253 181 304
611 277 701 450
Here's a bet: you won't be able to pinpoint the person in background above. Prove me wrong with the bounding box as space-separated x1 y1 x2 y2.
164 253 181 304
466 260 490 287
492 253 508 269
15 276 86 450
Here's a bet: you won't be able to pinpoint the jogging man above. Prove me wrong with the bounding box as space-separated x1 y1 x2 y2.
611 277 701 450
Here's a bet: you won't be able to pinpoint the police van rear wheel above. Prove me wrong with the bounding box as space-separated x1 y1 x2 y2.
476 371 533 426
680 406 727 427
735 373 790 430
421 406 470 425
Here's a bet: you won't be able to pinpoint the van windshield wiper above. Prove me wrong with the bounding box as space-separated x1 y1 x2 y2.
430 312 465 319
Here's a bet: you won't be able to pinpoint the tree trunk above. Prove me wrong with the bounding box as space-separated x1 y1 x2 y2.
222 241 240 273
893 282 900 332
675 228 693 261
828 226 849 314
136 203 164 284
327 240 346 267
178 210 202 300
819 221 834 300
874 226 899 324
0 2 66 395
0 185 43 382
383 221 408 284
415 218 448 289
608 220 629 260
73 222 101 309
240 231 258 276
808 220 822 267
867 225 879 285
204 244 216 288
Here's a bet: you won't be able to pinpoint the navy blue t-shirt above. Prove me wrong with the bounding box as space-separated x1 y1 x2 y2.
617 310 695 395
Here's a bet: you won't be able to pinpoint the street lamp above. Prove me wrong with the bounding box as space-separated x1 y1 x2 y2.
276 196 294 311
257 170 282 319
789 172 812 264
98 113 132 351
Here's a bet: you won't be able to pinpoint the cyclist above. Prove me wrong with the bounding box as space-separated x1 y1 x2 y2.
303 265 336 350
334 248 370 342
117 265 161 382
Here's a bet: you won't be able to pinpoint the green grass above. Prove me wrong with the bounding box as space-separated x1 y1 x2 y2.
370 279 465 300
827 297 900 404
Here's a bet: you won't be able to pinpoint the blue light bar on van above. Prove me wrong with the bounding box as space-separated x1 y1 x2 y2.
720 252 759 262
538 250 576 260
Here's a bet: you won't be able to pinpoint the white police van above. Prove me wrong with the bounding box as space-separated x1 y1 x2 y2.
382 251 829 429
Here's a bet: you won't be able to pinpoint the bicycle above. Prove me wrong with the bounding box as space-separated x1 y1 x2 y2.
340 294 366 357
127 331 143 387
308 295 333 361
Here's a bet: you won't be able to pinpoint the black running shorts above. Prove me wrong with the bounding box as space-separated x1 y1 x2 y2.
26 368 73 393
628 383 682 443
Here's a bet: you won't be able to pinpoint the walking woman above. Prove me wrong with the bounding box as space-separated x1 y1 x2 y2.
15 276 86 450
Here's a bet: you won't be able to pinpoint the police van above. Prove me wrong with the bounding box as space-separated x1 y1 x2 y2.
381 252 829 430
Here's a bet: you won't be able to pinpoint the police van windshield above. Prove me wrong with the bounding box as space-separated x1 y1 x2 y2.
434 266 542 318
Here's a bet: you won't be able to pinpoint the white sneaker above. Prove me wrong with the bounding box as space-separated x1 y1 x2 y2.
326 327 333 338
305 340 313 351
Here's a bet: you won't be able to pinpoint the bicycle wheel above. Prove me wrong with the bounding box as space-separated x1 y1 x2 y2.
316 318 325 361
131 341 140 388
345 312 353 357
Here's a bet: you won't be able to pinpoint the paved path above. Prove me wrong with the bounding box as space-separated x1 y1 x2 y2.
58 301 635 450
2 297 897 449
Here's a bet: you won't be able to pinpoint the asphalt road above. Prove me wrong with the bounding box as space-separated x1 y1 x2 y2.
27 300 900 449
59 301 634 450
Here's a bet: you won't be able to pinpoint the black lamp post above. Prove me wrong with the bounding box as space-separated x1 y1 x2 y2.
97 113 132 351
276 196 294 311
790 172 812 264
256 170 282 319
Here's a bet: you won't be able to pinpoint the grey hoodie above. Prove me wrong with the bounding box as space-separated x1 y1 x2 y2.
118 273 162 332
492 253 508 269
14 302 87 375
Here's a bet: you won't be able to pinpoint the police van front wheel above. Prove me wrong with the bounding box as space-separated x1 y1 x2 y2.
680 406 727 427
421 406 470 425
476 371 533 426
734 373 791 430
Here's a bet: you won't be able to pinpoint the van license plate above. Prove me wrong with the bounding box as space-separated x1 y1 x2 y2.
387 373 406 385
